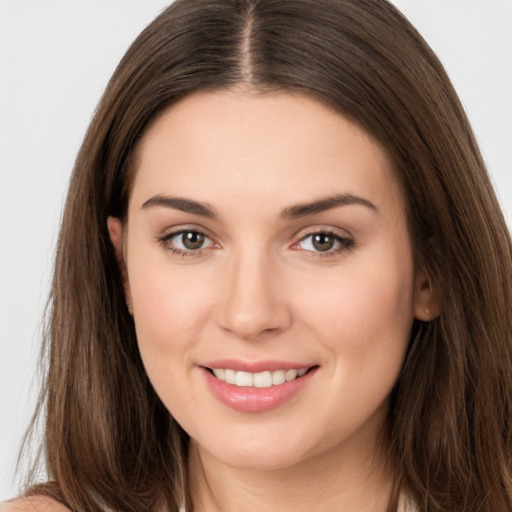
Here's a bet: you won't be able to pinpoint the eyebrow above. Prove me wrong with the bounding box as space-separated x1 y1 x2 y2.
281 194 378 218
141 193 377 220
141 195 218 219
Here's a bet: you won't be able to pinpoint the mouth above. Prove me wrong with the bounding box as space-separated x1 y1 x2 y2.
204 366 317 388
200 360 319 412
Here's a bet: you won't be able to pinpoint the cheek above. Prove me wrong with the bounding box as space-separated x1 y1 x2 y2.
285 247 415 450
127 249 217 364
293 237 416 382
299 260 414 338
127 259 221 420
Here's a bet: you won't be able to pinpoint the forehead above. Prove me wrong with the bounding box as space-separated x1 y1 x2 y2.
130 90 404 219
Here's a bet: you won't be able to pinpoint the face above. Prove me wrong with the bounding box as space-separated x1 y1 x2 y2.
109 90 431 471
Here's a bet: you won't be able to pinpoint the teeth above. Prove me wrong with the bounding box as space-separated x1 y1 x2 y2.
254 371 272 388
285 369 298 381
224 369 236 384
272 370 286 385
235 371 253 387
212 368 225 381
211 367 309 387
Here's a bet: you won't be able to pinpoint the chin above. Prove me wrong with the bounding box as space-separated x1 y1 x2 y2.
191 423 333 472
209 445 309 471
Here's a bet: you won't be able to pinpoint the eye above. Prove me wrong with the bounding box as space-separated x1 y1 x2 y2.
294 230 354 255
159 229 216 255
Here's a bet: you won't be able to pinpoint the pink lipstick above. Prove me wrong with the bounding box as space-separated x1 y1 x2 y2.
200 360 318 413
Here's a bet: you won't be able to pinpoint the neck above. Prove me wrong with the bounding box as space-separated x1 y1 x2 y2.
187 425 394 512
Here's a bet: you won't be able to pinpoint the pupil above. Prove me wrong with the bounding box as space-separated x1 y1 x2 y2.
183 231 204 250
313 234 334 251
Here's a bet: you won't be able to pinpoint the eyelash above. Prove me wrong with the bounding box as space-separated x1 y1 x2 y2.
158 229 217 259
292 230 355 259
157 228 355 259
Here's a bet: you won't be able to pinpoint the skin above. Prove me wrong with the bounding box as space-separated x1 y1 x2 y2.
5 90 434 512
0 497 70 512
106 90 434 511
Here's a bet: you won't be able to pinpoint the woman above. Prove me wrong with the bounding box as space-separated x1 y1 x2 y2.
4 0 512 510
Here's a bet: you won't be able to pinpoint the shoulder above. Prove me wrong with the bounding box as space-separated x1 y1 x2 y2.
0 497 70 512
398 493 418 512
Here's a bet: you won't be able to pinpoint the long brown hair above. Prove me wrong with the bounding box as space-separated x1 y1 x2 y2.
21 0 512 510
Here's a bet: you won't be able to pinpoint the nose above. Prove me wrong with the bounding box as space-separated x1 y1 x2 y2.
216 250 292 340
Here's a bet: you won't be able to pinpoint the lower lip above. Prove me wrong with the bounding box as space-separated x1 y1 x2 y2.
202 367 318 413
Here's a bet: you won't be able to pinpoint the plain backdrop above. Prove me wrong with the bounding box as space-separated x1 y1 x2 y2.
1 0 511 501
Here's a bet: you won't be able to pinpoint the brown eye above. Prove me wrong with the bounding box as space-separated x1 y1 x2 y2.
312 234 335 252
181 231 205 250
295 230 354 256
161 229 215 254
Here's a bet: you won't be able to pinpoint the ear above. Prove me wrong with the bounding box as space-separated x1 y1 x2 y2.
413 267 440 322
107 216 132 310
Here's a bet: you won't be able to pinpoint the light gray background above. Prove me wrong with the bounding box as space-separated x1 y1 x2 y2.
1 0 511 501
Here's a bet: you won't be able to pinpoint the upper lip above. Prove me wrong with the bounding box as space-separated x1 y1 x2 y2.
201 359 316 373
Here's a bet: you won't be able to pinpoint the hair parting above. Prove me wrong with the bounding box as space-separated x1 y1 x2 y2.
18 1 512 511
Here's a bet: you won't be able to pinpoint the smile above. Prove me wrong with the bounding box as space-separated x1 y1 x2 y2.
209 368 309 388
202 364 318 412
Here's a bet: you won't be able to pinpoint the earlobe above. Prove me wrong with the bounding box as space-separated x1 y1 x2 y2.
413 268 440 322
107 216 132 311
